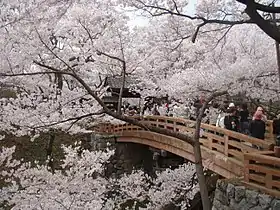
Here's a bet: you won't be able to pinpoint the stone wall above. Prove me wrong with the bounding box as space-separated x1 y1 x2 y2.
212 179 280 210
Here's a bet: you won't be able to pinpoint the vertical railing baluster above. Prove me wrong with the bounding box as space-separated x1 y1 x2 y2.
244 154 250 183
224 135 229 156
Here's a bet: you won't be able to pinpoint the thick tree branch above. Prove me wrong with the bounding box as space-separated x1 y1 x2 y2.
29 62 195 145
76 72 195 144
133 0 280 43
192 23 206 43
0 72 43 76
6 29 194 145
134 0 253 24
245 1 280 42
0 71 70 77
237 0 280 13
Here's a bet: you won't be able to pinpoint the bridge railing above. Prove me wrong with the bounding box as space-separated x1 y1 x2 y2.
243 151 280 198
95 116 273 164
94 116 279 197
198 123 273 161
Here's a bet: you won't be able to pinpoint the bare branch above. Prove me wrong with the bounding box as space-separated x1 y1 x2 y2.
171 0 180 14
34 28 75 72
34 111 105 129
78 19 104 46
0 70 71 77
96 50 125 65
192 22 206 43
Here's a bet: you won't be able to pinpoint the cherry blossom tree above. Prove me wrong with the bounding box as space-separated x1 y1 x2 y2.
122 0 280 42
1 0 279 209
0 1 201 209
0 145 198 209
117 1 280 209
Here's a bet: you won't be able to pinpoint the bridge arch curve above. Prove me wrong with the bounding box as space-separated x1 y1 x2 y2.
96 116 274 180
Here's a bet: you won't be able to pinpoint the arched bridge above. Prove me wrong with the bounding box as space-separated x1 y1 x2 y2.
95 116 280 198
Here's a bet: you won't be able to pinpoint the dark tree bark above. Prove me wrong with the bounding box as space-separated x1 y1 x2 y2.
272 7 280 89
46 131 55 173
244 1 280 43
193 91 227 210
117 68 126 115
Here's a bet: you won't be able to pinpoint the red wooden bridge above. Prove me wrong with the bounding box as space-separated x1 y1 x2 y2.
95 116 280 198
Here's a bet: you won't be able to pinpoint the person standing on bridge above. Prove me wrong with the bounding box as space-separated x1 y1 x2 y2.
249 110 266 149
224 108 239 132
152 104 160 116
273 114 280 145
216 105 227 128
253 107 267 122
239 104 250 134
208 103 219 126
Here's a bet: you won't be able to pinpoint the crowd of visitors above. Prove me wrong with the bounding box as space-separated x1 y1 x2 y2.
206 102 280 144
207 102 267 140
121 98 280 142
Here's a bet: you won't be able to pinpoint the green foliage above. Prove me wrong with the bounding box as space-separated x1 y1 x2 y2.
0 131 87 190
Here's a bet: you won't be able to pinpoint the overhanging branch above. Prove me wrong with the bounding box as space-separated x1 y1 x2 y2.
245 1 280 42
237 0 280 13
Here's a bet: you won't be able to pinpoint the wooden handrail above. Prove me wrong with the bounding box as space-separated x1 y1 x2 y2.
243 151 280 198
94 116 279 198
95 116 274 162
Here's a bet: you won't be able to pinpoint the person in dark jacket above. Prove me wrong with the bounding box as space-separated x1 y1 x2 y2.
224 108 239 132
273 114 280 135
273 114 280 146
239 104 250 134
249 111 266 140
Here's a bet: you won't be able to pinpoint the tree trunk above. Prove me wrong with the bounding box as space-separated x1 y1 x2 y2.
272 6 280 89
55 73 63 95
193 116 211 210
192 91 227 210
46 131 55 173
193 141 211 210
274 42 280 88
117 66 126 115
117 74 125 115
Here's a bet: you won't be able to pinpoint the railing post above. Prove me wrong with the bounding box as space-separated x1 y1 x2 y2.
265 174 273 189
244 154 250 182
208 137 213 150
224 135 229 156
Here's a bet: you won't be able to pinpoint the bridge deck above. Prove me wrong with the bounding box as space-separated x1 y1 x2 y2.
95 116 279 197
